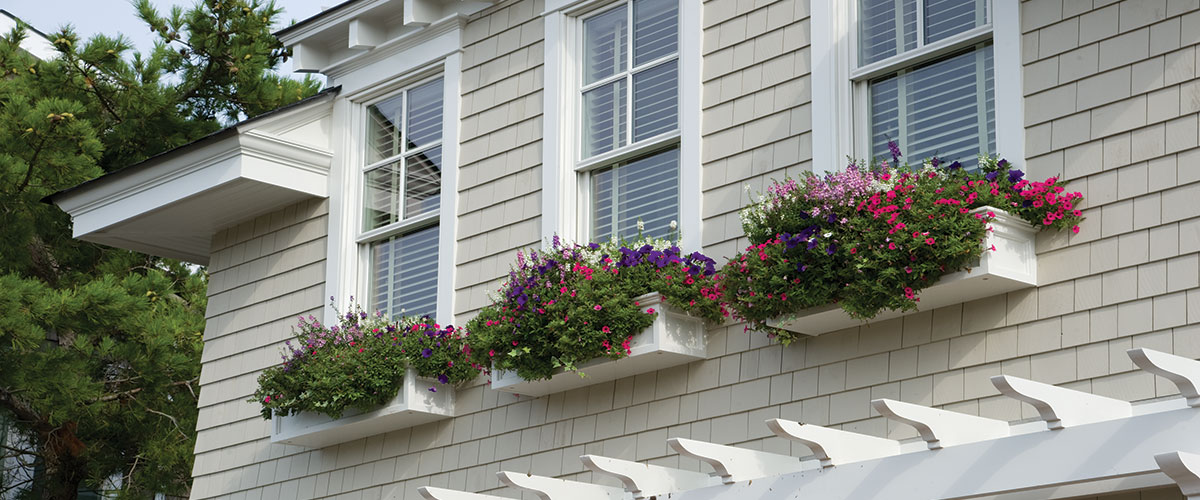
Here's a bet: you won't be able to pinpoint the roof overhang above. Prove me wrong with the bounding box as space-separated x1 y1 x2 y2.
275 0 496 75
49 90 337 265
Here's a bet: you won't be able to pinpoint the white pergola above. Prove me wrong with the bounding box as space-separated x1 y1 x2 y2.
411 348 1200 500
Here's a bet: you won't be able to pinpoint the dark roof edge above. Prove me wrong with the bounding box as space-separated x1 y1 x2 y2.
0 9 55 43
273 0 361 39
45 85 341 204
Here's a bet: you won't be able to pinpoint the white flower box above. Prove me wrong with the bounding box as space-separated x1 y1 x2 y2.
769 207 1038 336
491 292 707 397
270 367 453 448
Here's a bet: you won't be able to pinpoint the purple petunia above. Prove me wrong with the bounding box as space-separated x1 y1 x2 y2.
421 348 433 358
438 374 449 384
1008 169 1025 184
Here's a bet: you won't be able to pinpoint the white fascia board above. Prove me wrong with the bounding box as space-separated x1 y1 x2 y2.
666 400 1200 500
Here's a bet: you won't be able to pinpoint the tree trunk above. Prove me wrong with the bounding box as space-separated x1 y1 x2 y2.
38 422 86 500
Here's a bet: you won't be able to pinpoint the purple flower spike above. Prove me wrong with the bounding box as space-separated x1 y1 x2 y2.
887 139 902 163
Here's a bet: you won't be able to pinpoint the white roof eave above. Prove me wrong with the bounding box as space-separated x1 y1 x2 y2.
52 125 332 265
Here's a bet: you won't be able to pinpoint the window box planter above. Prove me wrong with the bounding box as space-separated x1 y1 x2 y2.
270 367 454 448
768 207 1037 336
491 293 707 397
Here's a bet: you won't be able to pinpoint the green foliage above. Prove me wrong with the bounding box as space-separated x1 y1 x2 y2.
722 156 1084 344
466 238 726 382
0 2 320 497
251 304 479 420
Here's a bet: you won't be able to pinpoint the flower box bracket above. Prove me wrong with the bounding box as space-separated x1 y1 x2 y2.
270 366 454 448
491 292 707 397
769 206 1038 336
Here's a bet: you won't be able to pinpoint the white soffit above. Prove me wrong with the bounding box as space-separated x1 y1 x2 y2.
422 348 1200 500
49 92 336 265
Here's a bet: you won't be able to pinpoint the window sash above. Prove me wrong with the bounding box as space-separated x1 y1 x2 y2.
362 77 444 233
360 76 445 320
578 0 680 163
851 0 994 165
856 0 989 69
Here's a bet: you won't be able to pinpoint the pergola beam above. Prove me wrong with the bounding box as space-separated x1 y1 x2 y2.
992 375 1132 429
1130 348 1200 407
667 437 802 484
496 471 624 500
581 454 714 499
767 419 901 466
871 398 1009 449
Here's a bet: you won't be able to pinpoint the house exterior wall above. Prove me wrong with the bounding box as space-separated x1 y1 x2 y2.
185 0 1200 498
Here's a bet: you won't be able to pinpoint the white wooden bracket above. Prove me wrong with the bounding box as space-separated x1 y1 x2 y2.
871 399 1009 449
581 454 713 499
766 418 901 466
348 18 386 50
667 437 802 484
1155 451 1200 499
497 471 625 500
1129 348 1200 407
417 486 513 500
991 375 1132 429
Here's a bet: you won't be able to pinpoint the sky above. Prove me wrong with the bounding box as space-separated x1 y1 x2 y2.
7 0 333 79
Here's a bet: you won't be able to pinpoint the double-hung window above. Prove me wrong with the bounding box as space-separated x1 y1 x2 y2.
813 0 1021 172
360 77 444 320
578 0 680 241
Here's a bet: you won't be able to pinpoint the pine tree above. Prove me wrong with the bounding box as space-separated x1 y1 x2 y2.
0 1 320 497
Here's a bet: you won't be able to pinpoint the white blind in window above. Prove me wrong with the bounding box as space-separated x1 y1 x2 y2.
869 44 995 169
592 147 679 241
371 225 440 320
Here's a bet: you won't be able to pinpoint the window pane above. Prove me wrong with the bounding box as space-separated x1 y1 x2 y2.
372 225 440 320
632 61 678 142
924 0 986 44
869 45 995 170
859 0 917 65
406 79 444 150
592 147 679 241
583 7 627 85
405 146 442 218
633 0 677 67
366 95 403 164
583 79 628 158
363 162 402 231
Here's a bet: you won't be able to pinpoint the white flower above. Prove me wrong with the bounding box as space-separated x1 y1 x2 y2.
823 232 832 238
669 220 678 231
637 219 645 232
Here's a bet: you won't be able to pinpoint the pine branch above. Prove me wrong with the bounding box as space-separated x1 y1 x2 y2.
14 131 52 195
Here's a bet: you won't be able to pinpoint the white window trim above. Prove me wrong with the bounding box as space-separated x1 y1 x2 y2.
542 0 702 251
811 0 1023 174
324 49 461 326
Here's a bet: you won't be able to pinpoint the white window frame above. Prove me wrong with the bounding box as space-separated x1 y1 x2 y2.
357 73 446 318
542 0 702 251
811 0 1023 174
325 52 462 325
